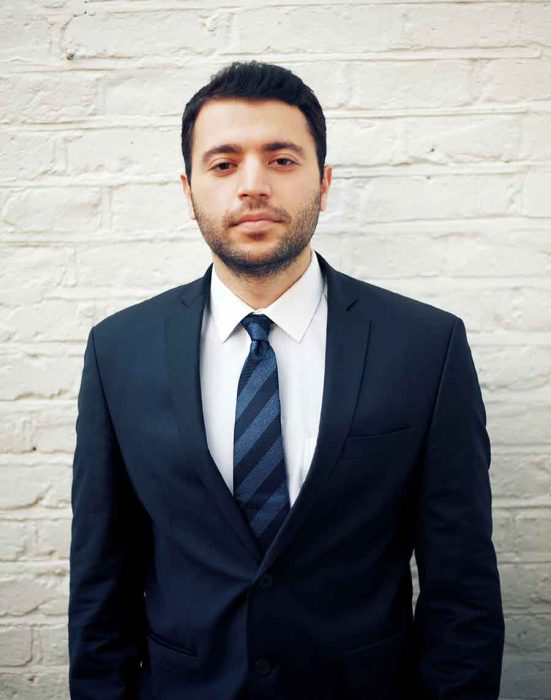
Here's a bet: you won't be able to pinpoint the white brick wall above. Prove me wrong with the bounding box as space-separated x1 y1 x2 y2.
1 1 550 697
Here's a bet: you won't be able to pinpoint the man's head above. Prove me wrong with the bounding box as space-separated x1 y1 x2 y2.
180 61 332 279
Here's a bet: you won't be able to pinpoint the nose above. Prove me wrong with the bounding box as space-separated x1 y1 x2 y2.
236 157 272 200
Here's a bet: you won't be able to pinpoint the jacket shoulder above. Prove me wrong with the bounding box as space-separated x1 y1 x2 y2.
343 271 459 330
92 276 202 340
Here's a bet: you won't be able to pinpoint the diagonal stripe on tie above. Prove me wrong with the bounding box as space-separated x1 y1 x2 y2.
235 369 278 439
250 483 290 537
233 413 282 489
235 360 274 421
235 435 284 503
234 389 279 465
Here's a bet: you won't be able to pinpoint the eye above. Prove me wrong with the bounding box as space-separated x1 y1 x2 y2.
211 162 234 171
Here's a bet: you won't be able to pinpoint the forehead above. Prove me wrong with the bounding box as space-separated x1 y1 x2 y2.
192 98 315 155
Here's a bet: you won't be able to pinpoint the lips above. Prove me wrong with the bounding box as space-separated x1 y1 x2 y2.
234 213 280 225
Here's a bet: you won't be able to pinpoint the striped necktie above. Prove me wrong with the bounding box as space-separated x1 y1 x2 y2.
233 313 291 553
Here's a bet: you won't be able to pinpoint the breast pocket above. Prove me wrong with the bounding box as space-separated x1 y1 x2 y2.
339 426 416 463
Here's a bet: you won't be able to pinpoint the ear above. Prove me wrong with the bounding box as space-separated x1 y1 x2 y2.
180 173 196 220
319 165 333 213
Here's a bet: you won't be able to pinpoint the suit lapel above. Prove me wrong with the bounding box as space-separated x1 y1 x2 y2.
165 266 264 563
259 254 371 574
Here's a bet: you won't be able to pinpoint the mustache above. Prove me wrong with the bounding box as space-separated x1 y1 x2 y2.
226 204 290 226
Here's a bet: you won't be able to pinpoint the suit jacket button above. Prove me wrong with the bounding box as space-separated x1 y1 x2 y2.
255 657 271 675
258 574 273 590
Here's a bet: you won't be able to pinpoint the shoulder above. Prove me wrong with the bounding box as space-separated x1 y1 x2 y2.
335 268 458 330
91 276 203 345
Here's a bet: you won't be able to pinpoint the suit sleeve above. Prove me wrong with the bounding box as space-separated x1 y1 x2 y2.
413 316 505 698
68 326 151 699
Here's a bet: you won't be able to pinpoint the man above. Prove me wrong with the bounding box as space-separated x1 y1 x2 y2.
68 61 505 699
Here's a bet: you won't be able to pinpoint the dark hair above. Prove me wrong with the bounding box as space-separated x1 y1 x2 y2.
181 61 326 184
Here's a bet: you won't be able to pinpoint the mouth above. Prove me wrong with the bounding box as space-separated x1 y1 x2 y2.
234 212 280 226
234 214 281 233
233 218 281 230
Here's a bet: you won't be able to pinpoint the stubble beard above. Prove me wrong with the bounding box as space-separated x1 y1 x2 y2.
191 190 322 279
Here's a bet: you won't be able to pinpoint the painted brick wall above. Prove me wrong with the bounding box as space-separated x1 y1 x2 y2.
1 1 550 697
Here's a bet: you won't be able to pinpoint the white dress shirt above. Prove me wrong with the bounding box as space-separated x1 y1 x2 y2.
199 249 327 508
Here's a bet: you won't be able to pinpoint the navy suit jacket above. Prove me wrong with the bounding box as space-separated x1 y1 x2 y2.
68 252 504 699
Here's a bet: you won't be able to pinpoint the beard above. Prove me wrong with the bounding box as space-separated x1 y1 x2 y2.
191 190 321 279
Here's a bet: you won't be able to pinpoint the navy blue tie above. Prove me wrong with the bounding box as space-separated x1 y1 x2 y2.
233 313 291 553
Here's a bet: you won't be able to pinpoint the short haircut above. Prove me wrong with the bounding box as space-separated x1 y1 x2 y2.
181 61 327 183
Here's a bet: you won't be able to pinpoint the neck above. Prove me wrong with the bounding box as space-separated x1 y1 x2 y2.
213 247 313 309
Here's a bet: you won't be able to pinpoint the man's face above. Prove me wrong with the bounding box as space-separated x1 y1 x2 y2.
180 98 332 278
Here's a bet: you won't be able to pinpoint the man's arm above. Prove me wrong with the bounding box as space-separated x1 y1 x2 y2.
413 316 505 698
69 326 151 699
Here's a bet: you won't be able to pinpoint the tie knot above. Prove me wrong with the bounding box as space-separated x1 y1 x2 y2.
241 313 272 342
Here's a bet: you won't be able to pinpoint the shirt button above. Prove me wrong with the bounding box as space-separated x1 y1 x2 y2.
258 574 273 590
255 657 271 675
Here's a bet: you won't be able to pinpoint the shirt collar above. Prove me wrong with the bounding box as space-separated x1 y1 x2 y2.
209 249 326 343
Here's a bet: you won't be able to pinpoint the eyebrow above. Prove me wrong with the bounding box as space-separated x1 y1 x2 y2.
200 141 306 167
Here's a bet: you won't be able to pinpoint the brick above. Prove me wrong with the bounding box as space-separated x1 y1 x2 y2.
0 574 66 617
515 511 551 554
0 73 99 123
39 624 68 665
35 518 71 560
0 670 69 699
5 300 97 342
284 62 348 111
519 3 551 46
76 239 213 288
501 654 551 699
499 563 551 612
2 187 102 234
491 510 514 556
111 182 188 234
230 5 403 54
327 119 403 167
523 170 551 217
104 65 217 117
0 12 52 63
39 465 72 509
478 57 551 103
33 404 77 454
0 522 33 561
61 10 224 59
0 468 50 509
66 127 181 176
0 413 33 454
403 115 519 164
0 132 56 180
488 401 551 447
352 173 518 223
492 453 551 501
350 61 473 110
505 614 551 654
0 352 80 400
0 245 68 305
403 3 519 49
0 626 32 666
520 113 551 161
340 229 551 280
474 345 551 392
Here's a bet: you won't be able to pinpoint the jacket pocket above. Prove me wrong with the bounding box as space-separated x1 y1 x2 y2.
339 426 415 462
344 631 408 689
147 629 198 676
